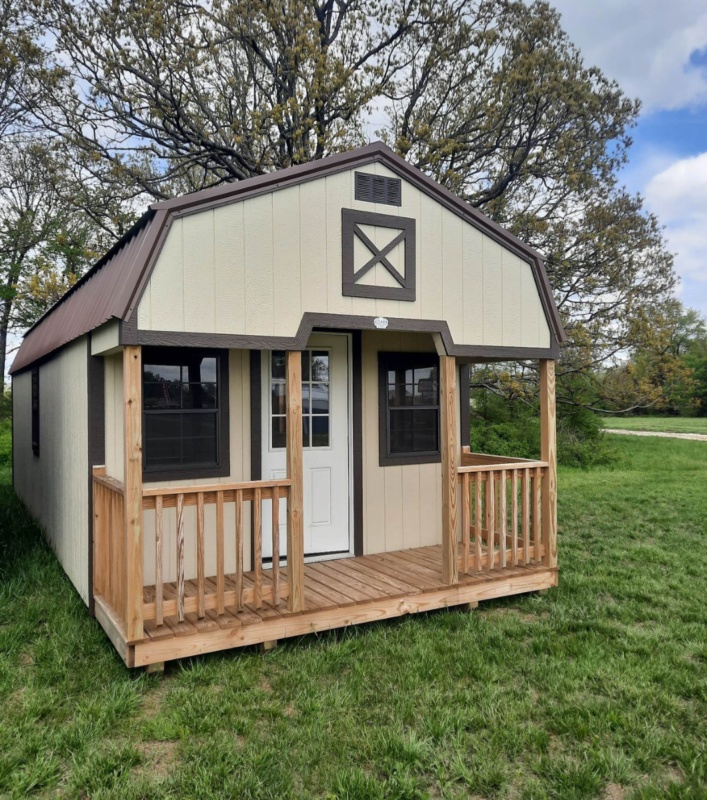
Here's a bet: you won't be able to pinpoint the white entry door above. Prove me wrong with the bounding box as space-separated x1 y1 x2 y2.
261 333 352 560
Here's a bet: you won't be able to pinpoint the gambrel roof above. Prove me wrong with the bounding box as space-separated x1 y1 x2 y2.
11 142 564 373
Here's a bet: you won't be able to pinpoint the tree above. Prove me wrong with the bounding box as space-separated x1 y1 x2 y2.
22 0 681 414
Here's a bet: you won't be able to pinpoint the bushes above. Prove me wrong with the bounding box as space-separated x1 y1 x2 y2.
467 390 619 468
0 419 11 466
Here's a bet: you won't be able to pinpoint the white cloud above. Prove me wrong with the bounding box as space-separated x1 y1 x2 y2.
644 152 707 312
548 0 707 112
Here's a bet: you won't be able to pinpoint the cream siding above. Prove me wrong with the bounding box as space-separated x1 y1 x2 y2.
139 167 552 349
13 337 90 604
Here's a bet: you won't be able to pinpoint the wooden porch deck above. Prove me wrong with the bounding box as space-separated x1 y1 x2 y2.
95 545 556 668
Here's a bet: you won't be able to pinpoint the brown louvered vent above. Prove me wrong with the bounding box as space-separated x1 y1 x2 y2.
355 172 402 206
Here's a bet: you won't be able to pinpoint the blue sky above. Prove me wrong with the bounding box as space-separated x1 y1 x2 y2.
549 0 707 317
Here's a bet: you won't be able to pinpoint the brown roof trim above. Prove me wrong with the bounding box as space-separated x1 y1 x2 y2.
132 311 560 361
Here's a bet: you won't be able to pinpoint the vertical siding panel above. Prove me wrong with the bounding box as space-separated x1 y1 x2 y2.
214 202 246 334
149 217 184 331
482 237 504 345
463 224 483 344
273 186 302 335
245 194 274 335
300 179 328 318
520 263 540 347
383 465 404 552
348 170 377 317
398 175 422 319
420 193 443 319
362 332 385 553
401 465 421 549
502 251 522 346
442 209 464 343
418 463 440 546
138 281 151 329
373 162 400 319
325 173 352 315
183 210 215 332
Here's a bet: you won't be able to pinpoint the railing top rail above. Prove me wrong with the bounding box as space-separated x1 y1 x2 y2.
93 472 126 495
458 461 548 474
142 478 292 498
461 449 546 465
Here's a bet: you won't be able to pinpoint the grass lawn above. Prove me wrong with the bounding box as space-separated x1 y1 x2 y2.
602 416 707 435
1 437 707 799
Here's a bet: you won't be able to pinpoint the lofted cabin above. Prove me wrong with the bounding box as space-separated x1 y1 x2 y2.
10 142 562 668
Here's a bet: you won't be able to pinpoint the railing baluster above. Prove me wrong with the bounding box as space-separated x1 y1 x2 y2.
486 471 495 570
253 487 262 608
474 475 482 572
196 492 205 618
499 469 507 569
216 490 224 615
533 466 542 562
155 495 164 627
461 472 470 575
272 484 280 606
522 469 530 565
511 470 518 567
176 493 185 622
235 488 243 611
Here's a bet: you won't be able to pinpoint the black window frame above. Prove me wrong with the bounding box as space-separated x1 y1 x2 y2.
31 367 40 456
141 347 230 482
378 351 441 466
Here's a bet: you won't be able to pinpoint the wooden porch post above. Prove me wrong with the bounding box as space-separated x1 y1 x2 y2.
440 355 459 585
124 345 144 642
286 351 305 612
539 360 558 568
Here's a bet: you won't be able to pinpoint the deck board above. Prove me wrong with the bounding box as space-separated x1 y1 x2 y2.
138 544 551 651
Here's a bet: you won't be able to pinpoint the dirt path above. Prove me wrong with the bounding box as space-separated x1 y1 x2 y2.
604 428 707 442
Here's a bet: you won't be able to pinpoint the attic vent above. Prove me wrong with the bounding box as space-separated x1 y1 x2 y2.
355 172 402 207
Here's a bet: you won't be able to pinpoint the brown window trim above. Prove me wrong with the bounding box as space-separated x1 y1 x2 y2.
378 351 441 467
142 347 230 483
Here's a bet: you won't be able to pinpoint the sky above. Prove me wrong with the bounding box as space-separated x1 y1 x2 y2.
548 0 707 317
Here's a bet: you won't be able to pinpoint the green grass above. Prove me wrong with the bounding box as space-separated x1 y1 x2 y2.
1 438 707 799
602 416 707 435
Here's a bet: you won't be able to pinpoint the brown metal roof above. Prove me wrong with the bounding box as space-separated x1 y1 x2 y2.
11 141 565 374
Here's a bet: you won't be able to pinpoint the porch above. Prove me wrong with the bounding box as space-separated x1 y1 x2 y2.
92 347 558 668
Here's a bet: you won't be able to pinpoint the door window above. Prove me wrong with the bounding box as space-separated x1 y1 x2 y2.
270 350 330 450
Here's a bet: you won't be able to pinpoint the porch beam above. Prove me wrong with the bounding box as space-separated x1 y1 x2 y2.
286 351 305 612
124 345 144 642
440 355 459 585
539 360 558 568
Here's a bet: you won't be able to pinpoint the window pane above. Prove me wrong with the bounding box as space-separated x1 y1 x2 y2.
272 351 286 380
145 413 181 440
197 357 217 383
414 379 437 406
301 351 310 382
183 383 217 409
311 383 329 414
302 384 310 415
182 413 217 439
412 409 438 452
388 367 413 386
271 383 286 415
144 381 181 409
272 417 286 449
414 366 437 383
144 414 181 467
144 364 181 383
312 416 329 447
302 416 310 448
311 351 329 381
389 410 414 454
182 429 217 465
145 437 181 468
388 384 413 407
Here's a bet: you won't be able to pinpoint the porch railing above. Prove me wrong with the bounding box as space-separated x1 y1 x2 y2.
141 479 291 627
457 448 549 575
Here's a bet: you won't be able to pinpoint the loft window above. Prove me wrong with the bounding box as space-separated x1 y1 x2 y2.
354 172 402 206
270 350 330 450
31 368 39 456
142 348 229 479
378 352 440 466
